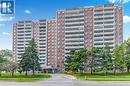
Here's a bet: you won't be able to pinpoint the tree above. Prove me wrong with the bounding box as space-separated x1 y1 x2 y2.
99 45 112 75
0 49 14 76
19 38 40 76
65 50 76 72
0 54 8 76
125 38 130 73
29 39 40 75
17 67 23 74
87 47 100 74
9 62 17 77
112 44 126 74
2 61 17 77
77 49 87 72
19 47 31 76
0 49 13 61
65 49 87 72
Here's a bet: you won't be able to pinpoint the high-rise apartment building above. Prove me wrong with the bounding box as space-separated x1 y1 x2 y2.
13 20 48 67
56 7 94 68
57 4 123 63
57 11 65 69
34 20 48 67
13 21 34 62
47 19 57 68
94 4 123 49
13 4 123 70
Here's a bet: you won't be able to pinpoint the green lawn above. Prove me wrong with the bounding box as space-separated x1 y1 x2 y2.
0 73 51 82
66 72 130 81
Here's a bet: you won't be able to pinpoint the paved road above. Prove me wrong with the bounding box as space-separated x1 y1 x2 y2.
0 74 130 86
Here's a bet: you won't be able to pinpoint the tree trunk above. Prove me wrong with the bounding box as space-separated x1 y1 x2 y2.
25 70 28 76
11 70 14 77
90 67 93 75
33 69 35 75
105 67 108 75
32 67 35 75
105 71 107 75
114 68 116 75
20 71 22 74
93 67 96 72
127 67 129 73
0 72 1 76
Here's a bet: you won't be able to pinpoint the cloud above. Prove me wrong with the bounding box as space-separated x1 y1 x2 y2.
108 0 117 3
0 14 14 21
124 15 130 23
24 10 31 14
108 0 130 3
2 32 11 35
123 0 130 3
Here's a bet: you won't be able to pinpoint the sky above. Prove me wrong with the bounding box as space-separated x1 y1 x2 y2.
0 0 130 50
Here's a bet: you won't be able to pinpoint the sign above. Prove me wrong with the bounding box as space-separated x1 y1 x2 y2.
1 0 14 14
0 0 15 21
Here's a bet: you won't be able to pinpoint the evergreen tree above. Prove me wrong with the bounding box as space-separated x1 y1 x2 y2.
29 39 40 75
19 38 40 76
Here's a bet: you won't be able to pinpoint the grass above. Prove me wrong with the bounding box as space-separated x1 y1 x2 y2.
0 73 51 82
66 72 130 81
